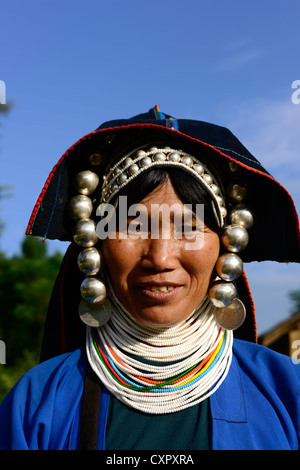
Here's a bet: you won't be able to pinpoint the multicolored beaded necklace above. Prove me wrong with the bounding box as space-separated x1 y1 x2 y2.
86 295 233 414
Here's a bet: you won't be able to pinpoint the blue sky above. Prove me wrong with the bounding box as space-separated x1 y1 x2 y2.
1 0 300 335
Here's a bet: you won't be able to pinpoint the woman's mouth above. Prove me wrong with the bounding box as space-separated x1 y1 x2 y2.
135 284 183 301
148 285 175 292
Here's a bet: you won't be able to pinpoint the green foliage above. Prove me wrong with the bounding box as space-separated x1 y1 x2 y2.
0 236 63 402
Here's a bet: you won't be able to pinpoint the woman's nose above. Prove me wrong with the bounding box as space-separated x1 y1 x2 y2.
141 238 179 272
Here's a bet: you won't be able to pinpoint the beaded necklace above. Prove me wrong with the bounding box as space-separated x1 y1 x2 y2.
86 293 233 414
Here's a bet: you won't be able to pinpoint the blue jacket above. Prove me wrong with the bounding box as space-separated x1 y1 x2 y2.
0 339 299 450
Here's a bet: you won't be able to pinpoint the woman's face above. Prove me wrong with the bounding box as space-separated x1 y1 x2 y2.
101 178 220 327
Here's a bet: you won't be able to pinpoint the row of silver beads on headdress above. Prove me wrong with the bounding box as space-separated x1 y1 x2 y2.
208 163 254 330
68 156 112 327
100 146 227 227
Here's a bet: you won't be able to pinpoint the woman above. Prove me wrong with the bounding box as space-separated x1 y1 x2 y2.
0 105 300 450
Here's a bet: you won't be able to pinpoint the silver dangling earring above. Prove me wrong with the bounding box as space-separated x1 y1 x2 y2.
68 167 111 327
208 174 254 330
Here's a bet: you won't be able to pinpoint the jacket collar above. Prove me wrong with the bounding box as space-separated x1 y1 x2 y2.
210 352 247 423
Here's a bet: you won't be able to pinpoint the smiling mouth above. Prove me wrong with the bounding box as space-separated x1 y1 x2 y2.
149 286 175 292
137 284 183 298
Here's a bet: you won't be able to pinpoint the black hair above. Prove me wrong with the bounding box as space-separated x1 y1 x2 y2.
114 167 220 234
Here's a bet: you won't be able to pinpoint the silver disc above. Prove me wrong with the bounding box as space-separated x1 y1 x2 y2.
79 298 111 327
214 298 246 330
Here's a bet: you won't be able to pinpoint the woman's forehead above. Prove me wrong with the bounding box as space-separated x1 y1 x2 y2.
138 176 180 203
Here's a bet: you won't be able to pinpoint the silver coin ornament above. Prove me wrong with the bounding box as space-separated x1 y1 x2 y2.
221 224 249 253
80 277 107 303
79 298 112 327
77 247 102 275
208 281 237 308
215 253 243 282
69 194 93 220
214 298 246 330
74 170 99 196
73 219 98 247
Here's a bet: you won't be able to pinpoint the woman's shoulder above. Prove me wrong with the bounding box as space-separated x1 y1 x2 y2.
0 347 88 449
233 337 298 362
2 347 87 407
232 338 300 389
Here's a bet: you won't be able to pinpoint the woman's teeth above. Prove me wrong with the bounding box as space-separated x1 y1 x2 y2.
149 286 175 292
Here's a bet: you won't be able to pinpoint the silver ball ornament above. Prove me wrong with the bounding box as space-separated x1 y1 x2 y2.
68 195 93 220
215 253 243 281
220 206 227 219
152 152 166 162
127 164 139 175
80 277 107 303
221 224 249 253
109 183 119 194
117 173 128 184
230 204 254 229
193 163 205 175
123 157 133 167
74 171 99 196
181 156 193 167
203 173 213 185
139 157 152 167
73 219 98 247
211 184 220 195
168 152 181 162
77 247 102 275
208 281 237 308
113 167 121 177
216 195 224 206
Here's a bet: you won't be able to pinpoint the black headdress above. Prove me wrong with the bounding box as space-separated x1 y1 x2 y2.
26 106 300 361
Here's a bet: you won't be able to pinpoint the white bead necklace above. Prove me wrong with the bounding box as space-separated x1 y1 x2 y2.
86 292 233 414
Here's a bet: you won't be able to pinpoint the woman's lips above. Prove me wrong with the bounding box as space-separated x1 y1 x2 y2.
135 284 183 301
148 285 175 292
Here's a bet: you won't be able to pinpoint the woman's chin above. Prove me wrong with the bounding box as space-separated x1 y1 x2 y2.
129 308 192 328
